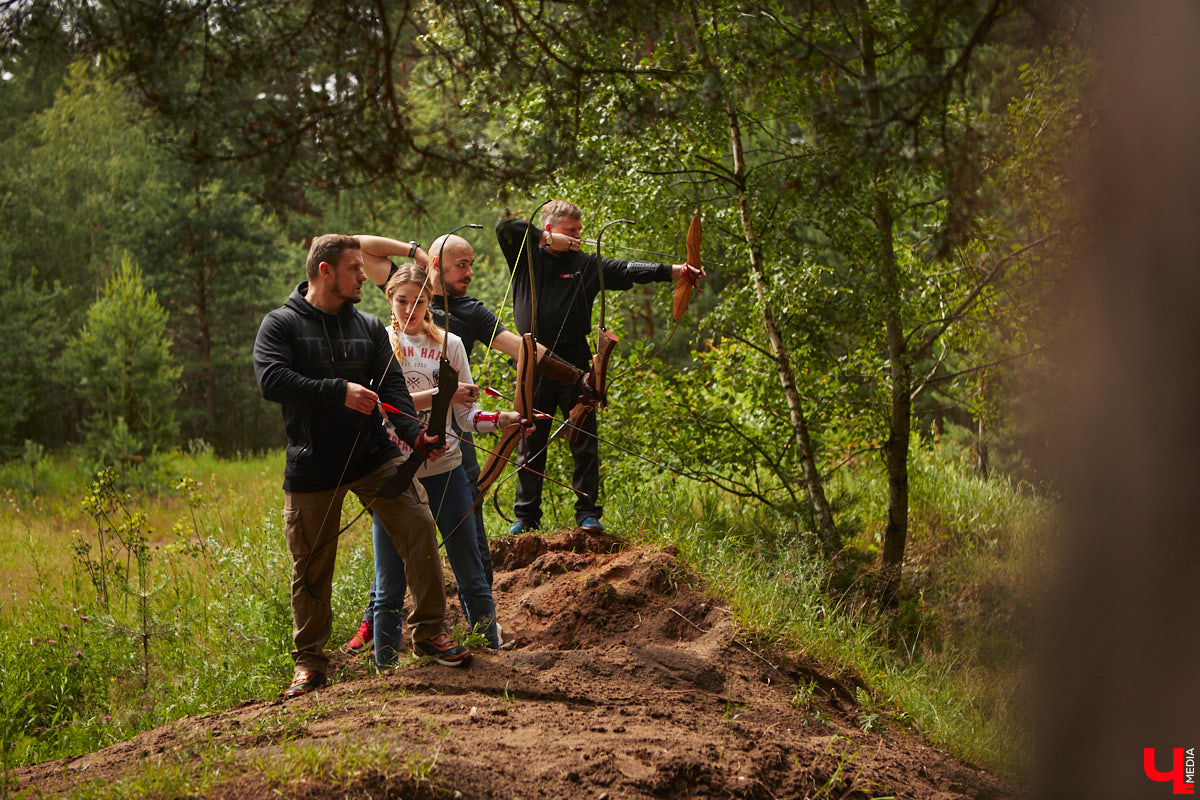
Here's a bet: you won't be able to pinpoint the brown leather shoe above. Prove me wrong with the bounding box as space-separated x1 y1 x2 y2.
412 632 472 667
282 668 326 699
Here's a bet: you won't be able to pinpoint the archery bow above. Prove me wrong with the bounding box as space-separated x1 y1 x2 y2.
600 213 708 391
674 213 703 321
475 332 536 494
374 356 457 498
561 217 634 442
481 386 682 475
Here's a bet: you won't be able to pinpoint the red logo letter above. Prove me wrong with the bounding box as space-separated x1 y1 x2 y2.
1145 748 1195 795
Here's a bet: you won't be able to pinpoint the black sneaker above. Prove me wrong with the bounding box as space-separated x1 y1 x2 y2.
413 632 472 667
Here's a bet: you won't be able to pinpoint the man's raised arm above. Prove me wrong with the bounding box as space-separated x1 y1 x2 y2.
355 235 429 288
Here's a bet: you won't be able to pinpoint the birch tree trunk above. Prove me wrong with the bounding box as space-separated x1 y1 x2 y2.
727 101 841 558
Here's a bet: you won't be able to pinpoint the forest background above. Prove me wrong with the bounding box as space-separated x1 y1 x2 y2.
0 0 1088 786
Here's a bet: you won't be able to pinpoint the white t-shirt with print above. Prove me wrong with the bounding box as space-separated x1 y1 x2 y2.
388 327 504 477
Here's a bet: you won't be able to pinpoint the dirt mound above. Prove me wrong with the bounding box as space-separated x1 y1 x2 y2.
16 531 1020 799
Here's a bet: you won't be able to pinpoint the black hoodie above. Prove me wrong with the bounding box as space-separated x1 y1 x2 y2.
253 282 422 492
495 217 673 368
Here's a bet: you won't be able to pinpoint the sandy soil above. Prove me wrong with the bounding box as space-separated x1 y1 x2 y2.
15 530 1020 799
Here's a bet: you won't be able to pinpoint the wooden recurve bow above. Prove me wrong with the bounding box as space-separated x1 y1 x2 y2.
476 332 536 495
673 213 702 322
374 356 459 499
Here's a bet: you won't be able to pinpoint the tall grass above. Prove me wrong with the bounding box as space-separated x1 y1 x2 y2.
0 449 376 778
0 438 1051 784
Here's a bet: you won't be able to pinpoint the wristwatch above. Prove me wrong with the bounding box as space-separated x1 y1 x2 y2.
408 241 420 258
544 230 555 247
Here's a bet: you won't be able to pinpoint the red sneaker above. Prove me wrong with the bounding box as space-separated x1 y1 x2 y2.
343 620 373 654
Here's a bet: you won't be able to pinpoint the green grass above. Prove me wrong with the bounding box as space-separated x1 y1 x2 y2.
0 449 378 781
0 437 1049 791
27 728 441 800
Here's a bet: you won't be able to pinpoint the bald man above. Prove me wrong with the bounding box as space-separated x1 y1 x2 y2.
355 233 587 582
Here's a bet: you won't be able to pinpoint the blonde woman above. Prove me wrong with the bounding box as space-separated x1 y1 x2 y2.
372 264 528 664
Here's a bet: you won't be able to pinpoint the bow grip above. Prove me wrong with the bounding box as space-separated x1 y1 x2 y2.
563 327 618 442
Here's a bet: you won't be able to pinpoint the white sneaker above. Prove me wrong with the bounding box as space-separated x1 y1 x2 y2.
495 623 516 651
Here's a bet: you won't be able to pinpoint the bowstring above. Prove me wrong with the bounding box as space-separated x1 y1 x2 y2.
300 244 441 599
469 201 551 504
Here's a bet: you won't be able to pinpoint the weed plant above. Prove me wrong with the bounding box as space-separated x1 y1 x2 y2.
0 450 376 782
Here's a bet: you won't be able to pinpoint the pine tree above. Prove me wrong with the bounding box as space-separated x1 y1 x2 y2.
57 255 181 463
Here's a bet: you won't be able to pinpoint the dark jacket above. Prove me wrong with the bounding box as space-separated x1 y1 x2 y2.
495 218 672 368
253 282 421 492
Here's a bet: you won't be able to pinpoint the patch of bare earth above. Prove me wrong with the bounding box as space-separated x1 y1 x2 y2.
16 530 1020 799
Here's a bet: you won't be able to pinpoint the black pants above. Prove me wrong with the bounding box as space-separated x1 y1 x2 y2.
513 377 601 526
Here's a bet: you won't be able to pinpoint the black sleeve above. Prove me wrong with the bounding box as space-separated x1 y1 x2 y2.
598 255 673 291
253 310 346 408
372 260 400 292
469 300 509 349
496 218 542 273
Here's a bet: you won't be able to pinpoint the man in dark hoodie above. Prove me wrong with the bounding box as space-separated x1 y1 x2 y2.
495 201 705 535
253 234 470 700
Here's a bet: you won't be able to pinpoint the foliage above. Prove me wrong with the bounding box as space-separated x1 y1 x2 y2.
0 59 297 453
0 278 64 456
0 452 378 771
0 61 177 302
56 256 181 465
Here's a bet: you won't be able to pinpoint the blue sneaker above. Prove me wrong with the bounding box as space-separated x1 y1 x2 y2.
579 516 604 533
508 519 536 534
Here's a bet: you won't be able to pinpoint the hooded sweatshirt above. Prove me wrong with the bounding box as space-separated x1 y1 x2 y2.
253 282 422 492
495 217 673 368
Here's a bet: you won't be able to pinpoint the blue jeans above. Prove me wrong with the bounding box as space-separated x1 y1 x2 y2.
457 430 493 586
373 465 499 666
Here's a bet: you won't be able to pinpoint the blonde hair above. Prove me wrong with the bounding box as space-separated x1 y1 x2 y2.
384 264 443 359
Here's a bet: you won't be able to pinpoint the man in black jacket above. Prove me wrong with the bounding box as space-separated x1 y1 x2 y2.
253 234 470 699
495 201 705 534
